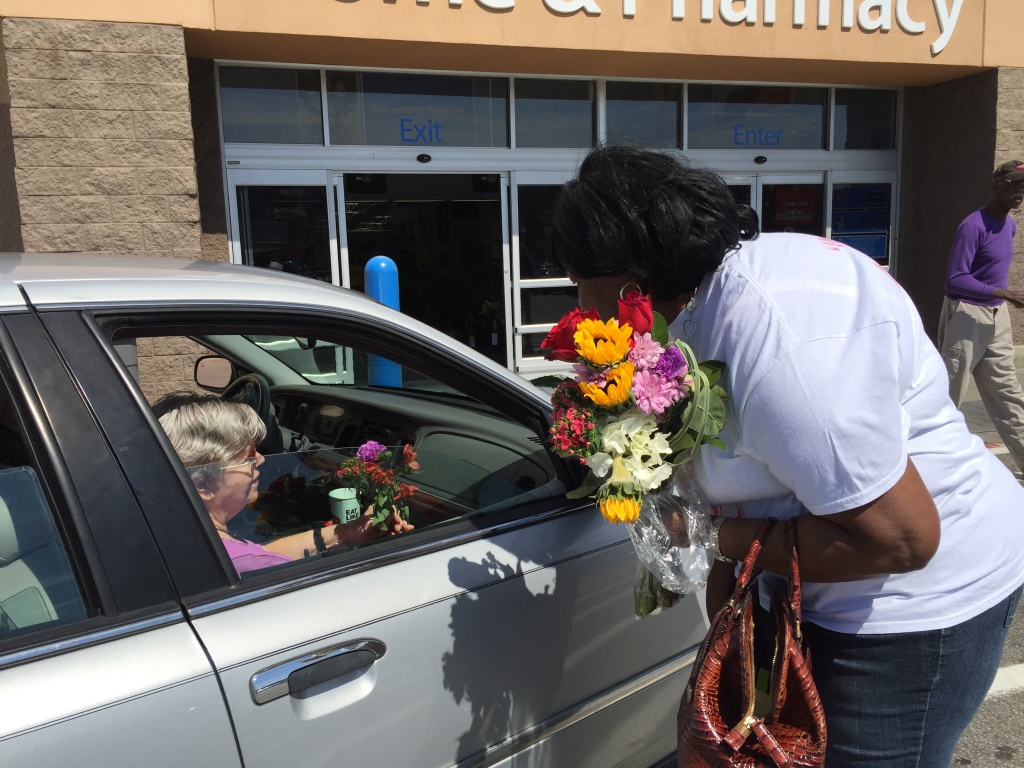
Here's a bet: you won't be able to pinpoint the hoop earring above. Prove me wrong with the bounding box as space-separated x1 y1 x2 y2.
619 281 642 299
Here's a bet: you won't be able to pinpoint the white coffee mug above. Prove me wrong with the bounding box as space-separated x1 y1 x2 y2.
329 487 361 523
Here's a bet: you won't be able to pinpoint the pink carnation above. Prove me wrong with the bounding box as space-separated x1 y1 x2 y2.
628 333 664 372
631 369 683 416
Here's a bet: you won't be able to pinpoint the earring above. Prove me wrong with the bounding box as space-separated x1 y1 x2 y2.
619 281 642 299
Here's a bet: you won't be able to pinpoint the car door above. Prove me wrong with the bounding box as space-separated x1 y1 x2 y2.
43 302 707 768
0 311 240 768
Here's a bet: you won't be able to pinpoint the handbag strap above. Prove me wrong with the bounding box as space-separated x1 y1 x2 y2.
732 518 777 596
785 517 803 638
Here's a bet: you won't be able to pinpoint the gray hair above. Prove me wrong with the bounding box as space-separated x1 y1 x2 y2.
154 392 266 491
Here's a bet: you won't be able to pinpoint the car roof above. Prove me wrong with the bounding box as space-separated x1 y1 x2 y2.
0 252 379 311
0 253 547 403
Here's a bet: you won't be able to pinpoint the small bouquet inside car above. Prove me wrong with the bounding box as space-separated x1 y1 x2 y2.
538 292 729 617
333 441 420 530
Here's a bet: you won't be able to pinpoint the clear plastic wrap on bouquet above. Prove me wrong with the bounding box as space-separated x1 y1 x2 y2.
626 461 713 600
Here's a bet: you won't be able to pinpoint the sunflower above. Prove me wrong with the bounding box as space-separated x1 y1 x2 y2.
574 318 633 367
598 494 642 523
579 361 635 407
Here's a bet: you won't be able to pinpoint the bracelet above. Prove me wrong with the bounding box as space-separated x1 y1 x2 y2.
312 526 327 555
709 516 734 563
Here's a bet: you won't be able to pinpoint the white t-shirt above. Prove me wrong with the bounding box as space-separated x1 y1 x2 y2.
671 232 1024 634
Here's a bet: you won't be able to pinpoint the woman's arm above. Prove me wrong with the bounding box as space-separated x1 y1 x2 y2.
262 506 415 559
716 458 940 582
706 559 738 617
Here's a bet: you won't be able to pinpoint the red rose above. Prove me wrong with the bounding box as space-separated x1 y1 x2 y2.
541 307 600 362
617 291 653 336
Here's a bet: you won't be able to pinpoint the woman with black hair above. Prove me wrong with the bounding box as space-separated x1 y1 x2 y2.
552 144 1024 767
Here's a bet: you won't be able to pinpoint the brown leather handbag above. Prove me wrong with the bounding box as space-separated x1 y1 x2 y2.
677 518 826 768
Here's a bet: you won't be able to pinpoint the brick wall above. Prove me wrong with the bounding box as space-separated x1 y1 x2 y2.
997 68 1024 344
2 17 200 258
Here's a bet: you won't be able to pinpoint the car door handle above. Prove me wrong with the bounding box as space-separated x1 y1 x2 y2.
249 638 387 705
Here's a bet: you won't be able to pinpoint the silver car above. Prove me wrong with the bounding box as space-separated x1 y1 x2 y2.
0 254 705 768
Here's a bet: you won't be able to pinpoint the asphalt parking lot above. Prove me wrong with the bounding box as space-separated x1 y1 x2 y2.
952 607 1024 765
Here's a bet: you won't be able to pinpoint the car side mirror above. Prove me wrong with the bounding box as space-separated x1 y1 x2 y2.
194 355 234 392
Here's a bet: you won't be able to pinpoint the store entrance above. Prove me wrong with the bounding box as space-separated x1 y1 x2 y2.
722 172 896 265
338 173 509 366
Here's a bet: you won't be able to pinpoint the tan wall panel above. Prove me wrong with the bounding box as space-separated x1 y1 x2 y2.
208 0 985 66
7 0 1015 71
0 1 212 28
186 29 980 86
984 0 1024 69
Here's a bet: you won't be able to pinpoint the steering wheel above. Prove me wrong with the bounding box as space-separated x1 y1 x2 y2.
221 374 284 455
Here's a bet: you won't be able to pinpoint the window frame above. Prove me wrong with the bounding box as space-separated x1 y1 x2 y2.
76 304 585 615
0 311 181 667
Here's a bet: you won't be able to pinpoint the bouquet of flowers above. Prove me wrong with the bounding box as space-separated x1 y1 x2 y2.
335 441 420 529
538 291 728 615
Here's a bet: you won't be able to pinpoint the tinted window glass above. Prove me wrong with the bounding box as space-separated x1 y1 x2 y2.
834 89 897 150
0 374 90 643
687 84 827 150
219 67 324 145
326 72 509 147
514 79 594 148
236 186 332 283
832 182 892 264
606 82 680 148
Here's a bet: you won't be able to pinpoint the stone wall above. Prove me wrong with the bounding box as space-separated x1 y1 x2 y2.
2 17 200 258
0 29 23 251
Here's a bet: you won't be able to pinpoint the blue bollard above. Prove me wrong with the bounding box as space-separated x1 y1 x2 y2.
364 256 403 388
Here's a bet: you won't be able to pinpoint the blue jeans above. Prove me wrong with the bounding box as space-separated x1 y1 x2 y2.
802 584 1023 768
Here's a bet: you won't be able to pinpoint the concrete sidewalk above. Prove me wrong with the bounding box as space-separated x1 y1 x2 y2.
957 348 1024 474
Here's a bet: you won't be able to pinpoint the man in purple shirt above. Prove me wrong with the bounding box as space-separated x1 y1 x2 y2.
938 160 1024 473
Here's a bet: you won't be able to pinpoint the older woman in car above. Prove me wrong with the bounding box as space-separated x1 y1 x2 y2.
155 392 412 575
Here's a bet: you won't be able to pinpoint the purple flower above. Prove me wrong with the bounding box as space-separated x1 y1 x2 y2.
628 333 664 371
654 345 687 379
632 369 683 416
356 441 388 463
572 362 609 385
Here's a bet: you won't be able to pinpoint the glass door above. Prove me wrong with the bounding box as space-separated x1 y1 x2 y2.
334 173 512 368
226 169 339 284
510 171 577 377
829 170 898 269
721 174 759 219
756 173 826 237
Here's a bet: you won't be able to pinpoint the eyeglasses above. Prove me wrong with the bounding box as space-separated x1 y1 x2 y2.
1002 178 1024 188
221 446 260 473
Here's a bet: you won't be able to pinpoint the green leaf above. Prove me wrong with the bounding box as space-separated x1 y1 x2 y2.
706 436 727 450
698 359 725 388
651 311 670 346
531 375 569 388
565 470 602 499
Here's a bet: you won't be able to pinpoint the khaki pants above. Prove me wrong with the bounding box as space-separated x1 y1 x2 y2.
938 296 1024 470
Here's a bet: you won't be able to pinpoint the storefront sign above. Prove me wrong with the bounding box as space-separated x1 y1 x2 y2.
422 0 963 56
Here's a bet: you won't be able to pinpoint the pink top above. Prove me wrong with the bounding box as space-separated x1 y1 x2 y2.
221 537 292 575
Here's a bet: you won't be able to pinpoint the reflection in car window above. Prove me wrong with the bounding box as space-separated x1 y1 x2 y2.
244 335 464 395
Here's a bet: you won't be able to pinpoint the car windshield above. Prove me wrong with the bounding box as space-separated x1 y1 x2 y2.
243 335 463 396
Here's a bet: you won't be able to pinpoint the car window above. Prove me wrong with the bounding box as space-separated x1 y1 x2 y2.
124 327 564 580
0 387 89 641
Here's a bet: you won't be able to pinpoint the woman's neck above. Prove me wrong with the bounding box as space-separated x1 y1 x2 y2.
652 291 694 326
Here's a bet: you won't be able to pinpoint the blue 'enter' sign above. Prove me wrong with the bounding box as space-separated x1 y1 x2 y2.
733 125 783 146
